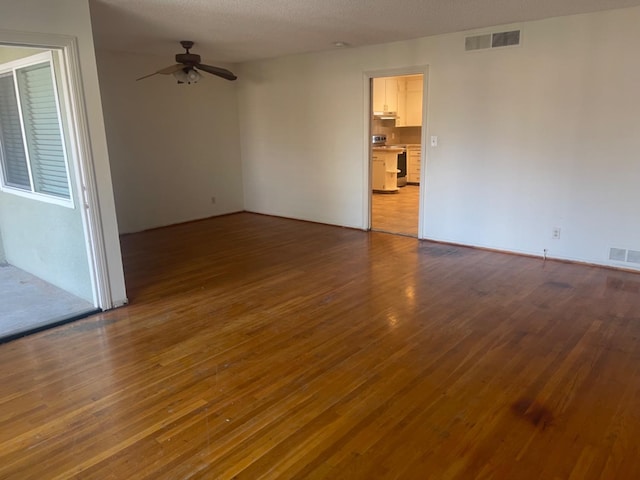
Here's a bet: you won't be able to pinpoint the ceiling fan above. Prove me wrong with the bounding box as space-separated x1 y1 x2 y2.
136 41 237 84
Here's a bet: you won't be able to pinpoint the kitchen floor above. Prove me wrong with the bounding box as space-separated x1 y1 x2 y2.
371 184 419 236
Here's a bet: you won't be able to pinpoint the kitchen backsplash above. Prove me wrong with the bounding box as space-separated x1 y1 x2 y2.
372 119 422 145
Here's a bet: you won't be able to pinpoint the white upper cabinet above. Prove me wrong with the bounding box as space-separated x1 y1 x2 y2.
372 77 398 113
396 75 423 127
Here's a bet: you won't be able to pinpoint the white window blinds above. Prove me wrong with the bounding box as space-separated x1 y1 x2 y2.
0 73 30 189
17 63 69 198
0 55 71 202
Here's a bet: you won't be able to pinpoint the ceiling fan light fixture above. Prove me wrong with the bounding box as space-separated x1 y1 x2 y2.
187 69 201 83
173 68 201 84
173 69 187 83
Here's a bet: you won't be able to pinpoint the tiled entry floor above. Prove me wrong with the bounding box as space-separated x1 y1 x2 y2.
0 264 96 340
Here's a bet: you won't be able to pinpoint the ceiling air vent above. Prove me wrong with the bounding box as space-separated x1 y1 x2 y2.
465 29 521 51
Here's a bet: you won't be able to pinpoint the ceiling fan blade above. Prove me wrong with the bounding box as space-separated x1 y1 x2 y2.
136 64 185 81
157 64 186 75
195 63 237 81
136 71 160 81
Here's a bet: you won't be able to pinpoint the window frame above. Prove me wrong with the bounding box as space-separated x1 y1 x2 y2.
0 51 74 208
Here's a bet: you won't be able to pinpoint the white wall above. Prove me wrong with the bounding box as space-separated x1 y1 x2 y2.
238 6 640 270
95 50 244 234
238 54 369 228
0 0 127 305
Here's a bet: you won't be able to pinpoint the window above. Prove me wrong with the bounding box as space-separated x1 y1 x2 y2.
0 51 72 204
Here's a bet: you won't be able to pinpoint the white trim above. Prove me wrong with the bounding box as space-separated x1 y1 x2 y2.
11 66 35 191
418 68 430 240
0 185 74 207
0 32 114 310
361 73 371 231
48 50 76 209
59 37 113 309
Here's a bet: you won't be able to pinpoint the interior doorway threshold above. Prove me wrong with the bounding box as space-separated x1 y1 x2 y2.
371 228 418 238
0 264 100 343
0 308 101 344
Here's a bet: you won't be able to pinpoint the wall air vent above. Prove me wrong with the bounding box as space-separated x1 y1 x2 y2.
465 30 521 52
492 30 521 48
608 247 640 266
627 250 640 264
609 248 627 262
465 34 491 51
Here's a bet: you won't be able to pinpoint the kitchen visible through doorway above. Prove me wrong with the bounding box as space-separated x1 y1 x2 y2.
370 73 424 237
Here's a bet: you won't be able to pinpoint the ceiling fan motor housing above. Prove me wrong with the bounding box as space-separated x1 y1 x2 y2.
176 53 201 65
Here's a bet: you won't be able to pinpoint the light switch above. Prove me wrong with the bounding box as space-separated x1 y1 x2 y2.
430 136 438 147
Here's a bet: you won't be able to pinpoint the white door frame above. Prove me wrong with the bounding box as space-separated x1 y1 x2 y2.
0 31 112 309
362 66 430 239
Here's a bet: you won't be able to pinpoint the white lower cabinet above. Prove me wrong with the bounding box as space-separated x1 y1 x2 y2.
406 146 421 184
372 150 399 192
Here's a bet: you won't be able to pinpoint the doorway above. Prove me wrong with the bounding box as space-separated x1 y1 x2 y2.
369 72 426 237
0 43 100 340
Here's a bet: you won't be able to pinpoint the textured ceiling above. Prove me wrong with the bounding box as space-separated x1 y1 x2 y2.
89 0 640 64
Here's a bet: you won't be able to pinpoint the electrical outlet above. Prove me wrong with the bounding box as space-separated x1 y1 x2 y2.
211 196 216 204
552 227 561 239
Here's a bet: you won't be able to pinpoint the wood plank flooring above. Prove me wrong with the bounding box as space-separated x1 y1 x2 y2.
372 185 419 236
1 212 640 479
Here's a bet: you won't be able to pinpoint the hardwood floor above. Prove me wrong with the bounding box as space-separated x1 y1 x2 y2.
372 185 419 236
1 212 640 479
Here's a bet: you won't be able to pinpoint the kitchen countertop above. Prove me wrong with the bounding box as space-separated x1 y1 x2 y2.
372 146 405 152
378 144 422 149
